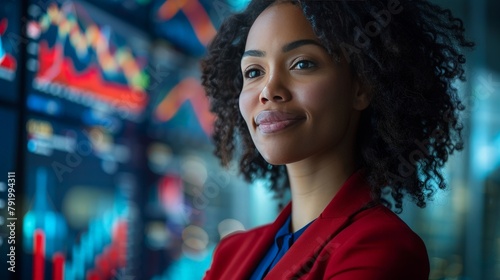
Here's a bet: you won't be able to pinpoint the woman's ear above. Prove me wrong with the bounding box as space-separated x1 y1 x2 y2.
352 80 372 111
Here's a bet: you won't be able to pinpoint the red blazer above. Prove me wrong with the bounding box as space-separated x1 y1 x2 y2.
204 170 430 279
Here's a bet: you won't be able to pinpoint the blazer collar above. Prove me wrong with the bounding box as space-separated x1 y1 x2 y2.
319 168 374 219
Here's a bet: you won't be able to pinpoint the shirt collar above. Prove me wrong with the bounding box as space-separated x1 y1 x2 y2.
274 215 316 243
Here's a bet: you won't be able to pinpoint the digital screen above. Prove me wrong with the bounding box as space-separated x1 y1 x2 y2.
139 140 219 279
152 0 237 56
146 44 215 148
0 107 18 280
22 116 143 279
483 167 500 278
25 0 151 123
139 44 220 279
84 0 154 31
0 1 22 103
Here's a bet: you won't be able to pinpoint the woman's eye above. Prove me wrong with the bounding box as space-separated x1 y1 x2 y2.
244 69 262 79
293 60 316 70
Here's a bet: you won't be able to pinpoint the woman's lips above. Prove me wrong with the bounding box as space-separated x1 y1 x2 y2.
254 110 305 134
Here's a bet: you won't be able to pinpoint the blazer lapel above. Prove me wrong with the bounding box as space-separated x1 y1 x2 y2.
264 169 374 279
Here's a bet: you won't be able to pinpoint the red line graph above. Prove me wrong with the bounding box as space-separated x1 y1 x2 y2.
157 0 217 46
36 41 147 114
31 2 149 115
154 77 215 136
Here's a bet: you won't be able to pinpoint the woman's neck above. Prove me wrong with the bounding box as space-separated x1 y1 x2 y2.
286 150 357 232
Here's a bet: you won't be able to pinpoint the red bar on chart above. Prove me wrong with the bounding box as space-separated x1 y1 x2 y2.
53 252 65 280
86 270 100 280
33 229 46 280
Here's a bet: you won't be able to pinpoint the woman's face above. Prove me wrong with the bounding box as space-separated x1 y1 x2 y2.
239 2 367 165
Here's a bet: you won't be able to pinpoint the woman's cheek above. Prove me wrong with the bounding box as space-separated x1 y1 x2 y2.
297 79 351 110
238 90 254 129
294 83 333 108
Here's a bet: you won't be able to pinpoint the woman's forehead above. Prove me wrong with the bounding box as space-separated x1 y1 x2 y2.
245 3 317 51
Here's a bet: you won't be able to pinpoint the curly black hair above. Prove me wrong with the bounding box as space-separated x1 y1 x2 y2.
200 0 474 212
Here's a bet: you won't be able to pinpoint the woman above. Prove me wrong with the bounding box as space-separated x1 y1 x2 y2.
200 0 473 279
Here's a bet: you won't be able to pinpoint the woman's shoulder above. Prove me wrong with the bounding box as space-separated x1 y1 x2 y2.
357 204 423 239
332 204 428 263
315 204 429 279
342 204 426 246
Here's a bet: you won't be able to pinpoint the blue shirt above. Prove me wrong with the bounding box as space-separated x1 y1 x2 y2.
250 216 315 280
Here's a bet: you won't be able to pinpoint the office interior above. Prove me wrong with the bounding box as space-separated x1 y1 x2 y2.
0 0 498 279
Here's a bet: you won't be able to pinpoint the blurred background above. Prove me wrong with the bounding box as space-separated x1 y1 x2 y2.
0 0 497 279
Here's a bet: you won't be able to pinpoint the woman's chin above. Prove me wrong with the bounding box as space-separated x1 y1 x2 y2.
259 152 297 166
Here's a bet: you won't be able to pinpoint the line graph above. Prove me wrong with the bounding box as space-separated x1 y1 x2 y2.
156 0 217 47
28 2 150 116
154 77 215 137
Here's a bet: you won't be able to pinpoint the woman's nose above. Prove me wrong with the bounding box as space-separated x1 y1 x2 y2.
259 73 292 104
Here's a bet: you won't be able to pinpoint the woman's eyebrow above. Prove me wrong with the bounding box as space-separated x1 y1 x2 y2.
242 50 266 58
242 39 324 58
282 39 324 53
